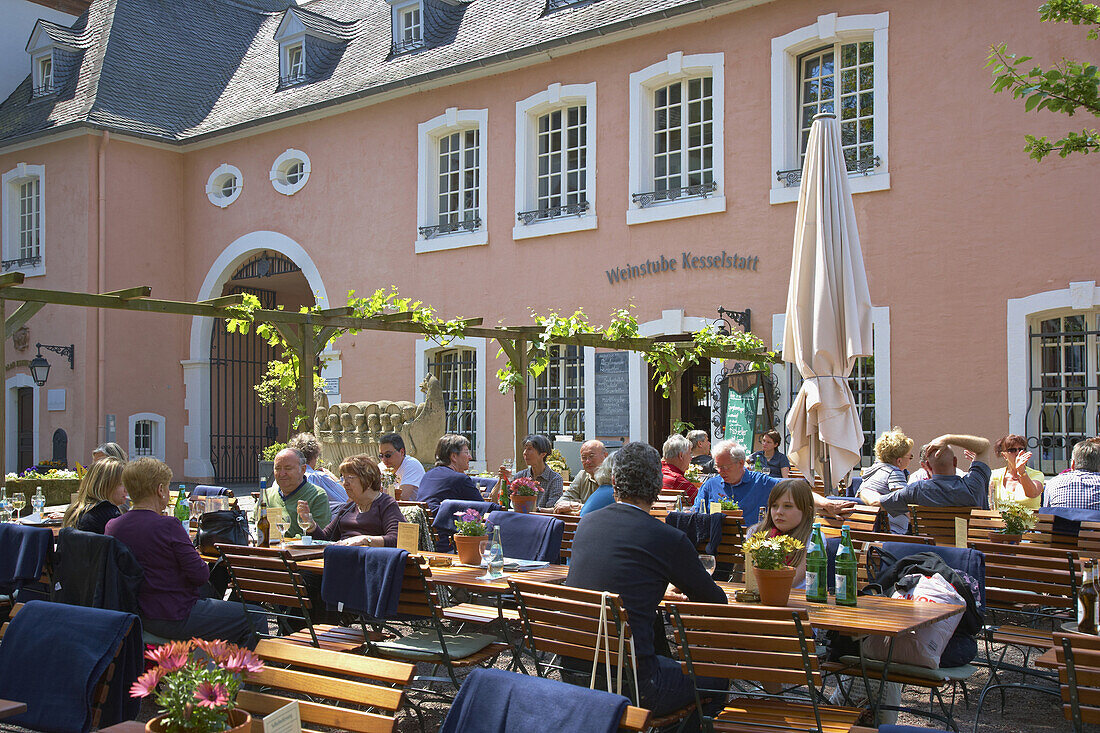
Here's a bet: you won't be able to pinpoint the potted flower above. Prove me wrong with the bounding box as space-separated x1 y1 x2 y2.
991 501 1036 543
5 465 81 507
453 509 488 565
743 531 805 606
719 498 740 517
684 463 704 488
130 639 263 733
546 448 570 483
509 476 543 514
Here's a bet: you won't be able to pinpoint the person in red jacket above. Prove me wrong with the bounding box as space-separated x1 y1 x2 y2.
661 434 698 504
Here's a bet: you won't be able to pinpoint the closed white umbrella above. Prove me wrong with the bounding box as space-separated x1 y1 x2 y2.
782 113 874 489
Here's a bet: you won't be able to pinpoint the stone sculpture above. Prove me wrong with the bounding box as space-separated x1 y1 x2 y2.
314 373 445 465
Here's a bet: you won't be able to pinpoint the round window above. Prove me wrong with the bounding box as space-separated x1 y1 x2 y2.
270 149 310 195
219 175 237 197
206 164 243 207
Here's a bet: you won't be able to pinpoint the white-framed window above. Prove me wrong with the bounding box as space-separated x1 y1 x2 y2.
771 307 891 468
391 0 424 53
37 56 53 95
527 345 585 437
2 163 46 277
628 52 725 226
770 12 890 205
284 42 305 85
205 163 243 208
128 412 166 461
416 107 488 253
270 149 311 195
416 337 487 471
514 82 597 241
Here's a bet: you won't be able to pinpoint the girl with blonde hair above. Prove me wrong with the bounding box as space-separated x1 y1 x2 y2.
62 457 127 534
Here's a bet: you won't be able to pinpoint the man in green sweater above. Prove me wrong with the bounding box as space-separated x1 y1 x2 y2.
255 448 332 537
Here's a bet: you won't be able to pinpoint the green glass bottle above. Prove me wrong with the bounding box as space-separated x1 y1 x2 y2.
834 525 858 607
805 522 828 603
173 485 190 526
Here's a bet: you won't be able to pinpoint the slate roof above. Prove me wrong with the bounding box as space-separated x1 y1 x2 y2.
0 0 743 147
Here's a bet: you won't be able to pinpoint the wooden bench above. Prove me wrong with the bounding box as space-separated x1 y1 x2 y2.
237 639 414 733
1054 631 1100 731
910 505 976 546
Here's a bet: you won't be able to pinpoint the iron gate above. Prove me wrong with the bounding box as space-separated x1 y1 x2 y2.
1026 314 1100 475
210 286 278 483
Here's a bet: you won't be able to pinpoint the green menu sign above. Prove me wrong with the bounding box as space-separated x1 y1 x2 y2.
724 383 759 448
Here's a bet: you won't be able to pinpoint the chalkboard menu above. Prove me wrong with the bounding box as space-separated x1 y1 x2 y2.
594 352 630 437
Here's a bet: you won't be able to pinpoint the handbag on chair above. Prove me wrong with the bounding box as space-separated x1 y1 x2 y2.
193 509 250 555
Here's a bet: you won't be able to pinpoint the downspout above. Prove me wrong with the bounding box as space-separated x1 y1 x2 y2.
97 131 108 443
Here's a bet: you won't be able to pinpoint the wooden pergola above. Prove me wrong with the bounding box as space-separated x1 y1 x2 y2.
0 272 772 478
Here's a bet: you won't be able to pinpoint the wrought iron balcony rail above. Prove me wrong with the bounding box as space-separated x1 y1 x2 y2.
391 38 425 56
419 217 482 239
545 0 591 12
775 155 881 188
517 200 589 225
31 84 53 98
631 181 717 208
279 73 306 88
2 255 42 271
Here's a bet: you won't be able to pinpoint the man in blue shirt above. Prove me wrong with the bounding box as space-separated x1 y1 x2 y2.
864 433 992 512
693 440 855 523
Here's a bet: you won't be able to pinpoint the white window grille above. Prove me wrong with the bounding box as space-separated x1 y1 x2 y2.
401 6 421 43
527 345 584 437
1029 313 1100 474
286 43 304 82
798 41 875 170
437 128 480 228
653 76 713 194
39 57 52 93
18 178 40 260
536 105 587 212
134 420 154 456
784 354 876 468
427 348 478 455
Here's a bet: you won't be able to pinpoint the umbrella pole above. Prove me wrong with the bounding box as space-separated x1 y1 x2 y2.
821 440 833 498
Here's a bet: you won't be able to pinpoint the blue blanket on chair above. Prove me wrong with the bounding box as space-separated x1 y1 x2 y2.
439 667 629 733
0 523 52 595
320 545 408 619
0 600 143 733
665 511 724 556
485 511 564 563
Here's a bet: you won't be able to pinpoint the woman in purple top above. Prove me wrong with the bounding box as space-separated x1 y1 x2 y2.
298 454 405 546
106 458 262 648
416 434 483 513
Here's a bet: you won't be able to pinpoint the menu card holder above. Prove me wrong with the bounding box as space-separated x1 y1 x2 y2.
397 522 419 552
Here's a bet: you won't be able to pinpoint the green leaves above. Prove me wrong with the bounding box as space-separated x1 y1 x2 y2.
987 2 1100 160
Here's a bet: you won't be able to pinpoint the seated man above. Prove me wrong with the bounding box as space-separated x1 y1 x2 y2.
661 434 698 504
555 440 608 514
864 433 992 512
566 441 726 723
687 430 715 473
255 448 332 537
378 432 425 501
1044 438 1100 510
693 440 852 523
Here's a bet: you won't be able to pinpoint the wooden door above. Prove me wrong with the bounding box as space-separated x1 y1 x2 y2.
17 387 33 472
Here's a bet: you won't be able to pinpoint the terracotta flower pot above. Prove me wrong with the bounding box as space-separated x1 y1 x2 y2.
453 533 485 565
147 708 251 733
989 531 1023 544
511 494 537 514
753 566 797 606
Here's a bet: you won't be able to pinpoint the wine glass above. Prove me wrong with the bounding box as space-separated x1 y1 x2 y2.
10 492 26 520
699 554 716 575
274 509 292 544
476 538 494 580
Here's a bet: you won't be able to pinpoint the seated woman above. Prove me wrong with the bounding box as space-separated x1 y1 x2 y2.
297 453 405 546
988 434 1044 511
748 429 791 478
746 479 814 589
62 457 127 534
106 457 262 648
579 451 617 516
416 434 484 514
490 434 564 509
858 427 914 533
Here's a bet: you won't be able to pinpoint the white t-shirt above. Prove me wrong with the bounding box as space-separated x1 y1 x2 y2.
396 454 426 489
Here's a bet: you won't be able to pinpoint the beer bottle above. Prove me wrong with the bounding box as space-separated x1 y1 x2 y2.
805 522 828 603
1079 559 1098 634
834 525 858 607
1093 559 1100 635
256 477 271 548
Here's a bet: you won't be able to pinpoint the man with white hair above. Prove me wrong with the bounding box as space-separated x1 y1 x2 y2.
554 440 608 514
661 434 698 503
693 439 853 522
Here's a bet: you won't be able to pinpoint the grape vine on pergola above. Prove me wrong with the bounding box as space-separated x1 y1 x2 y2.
0 272 775 476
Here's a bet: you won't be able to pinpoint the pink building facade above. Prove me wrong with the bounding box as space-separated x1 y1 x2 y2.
0 0 1095 482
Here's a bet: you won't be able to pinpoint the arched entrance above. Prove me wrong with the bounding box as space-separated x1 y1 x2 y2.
183 232 329 482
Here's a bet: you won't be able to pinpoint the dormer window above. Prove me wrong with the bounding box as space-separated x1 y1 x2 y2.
37 57 53 95
390 0 424 54
26 20 83 100
284 43 305 85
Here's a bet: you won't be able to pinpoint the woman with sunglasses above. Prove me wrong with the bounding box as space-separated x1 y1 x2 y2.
988 434 1044 511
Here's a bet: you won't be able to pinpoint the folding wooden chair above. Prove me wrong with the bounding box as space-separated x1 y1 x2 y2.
509 579 699 730
668 602 863 733
236 639 415 733
557 512 582 563
817 504 886 537
1055 631 1100 733
217 544 366 652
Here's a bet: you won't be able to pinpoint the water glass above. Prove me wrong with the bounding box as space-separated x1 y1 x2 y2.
476 539 494 580
699 554 716 575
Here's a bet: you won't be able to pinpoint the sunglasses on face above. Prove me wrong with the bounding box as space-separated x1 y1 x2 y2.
379 452 396 459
